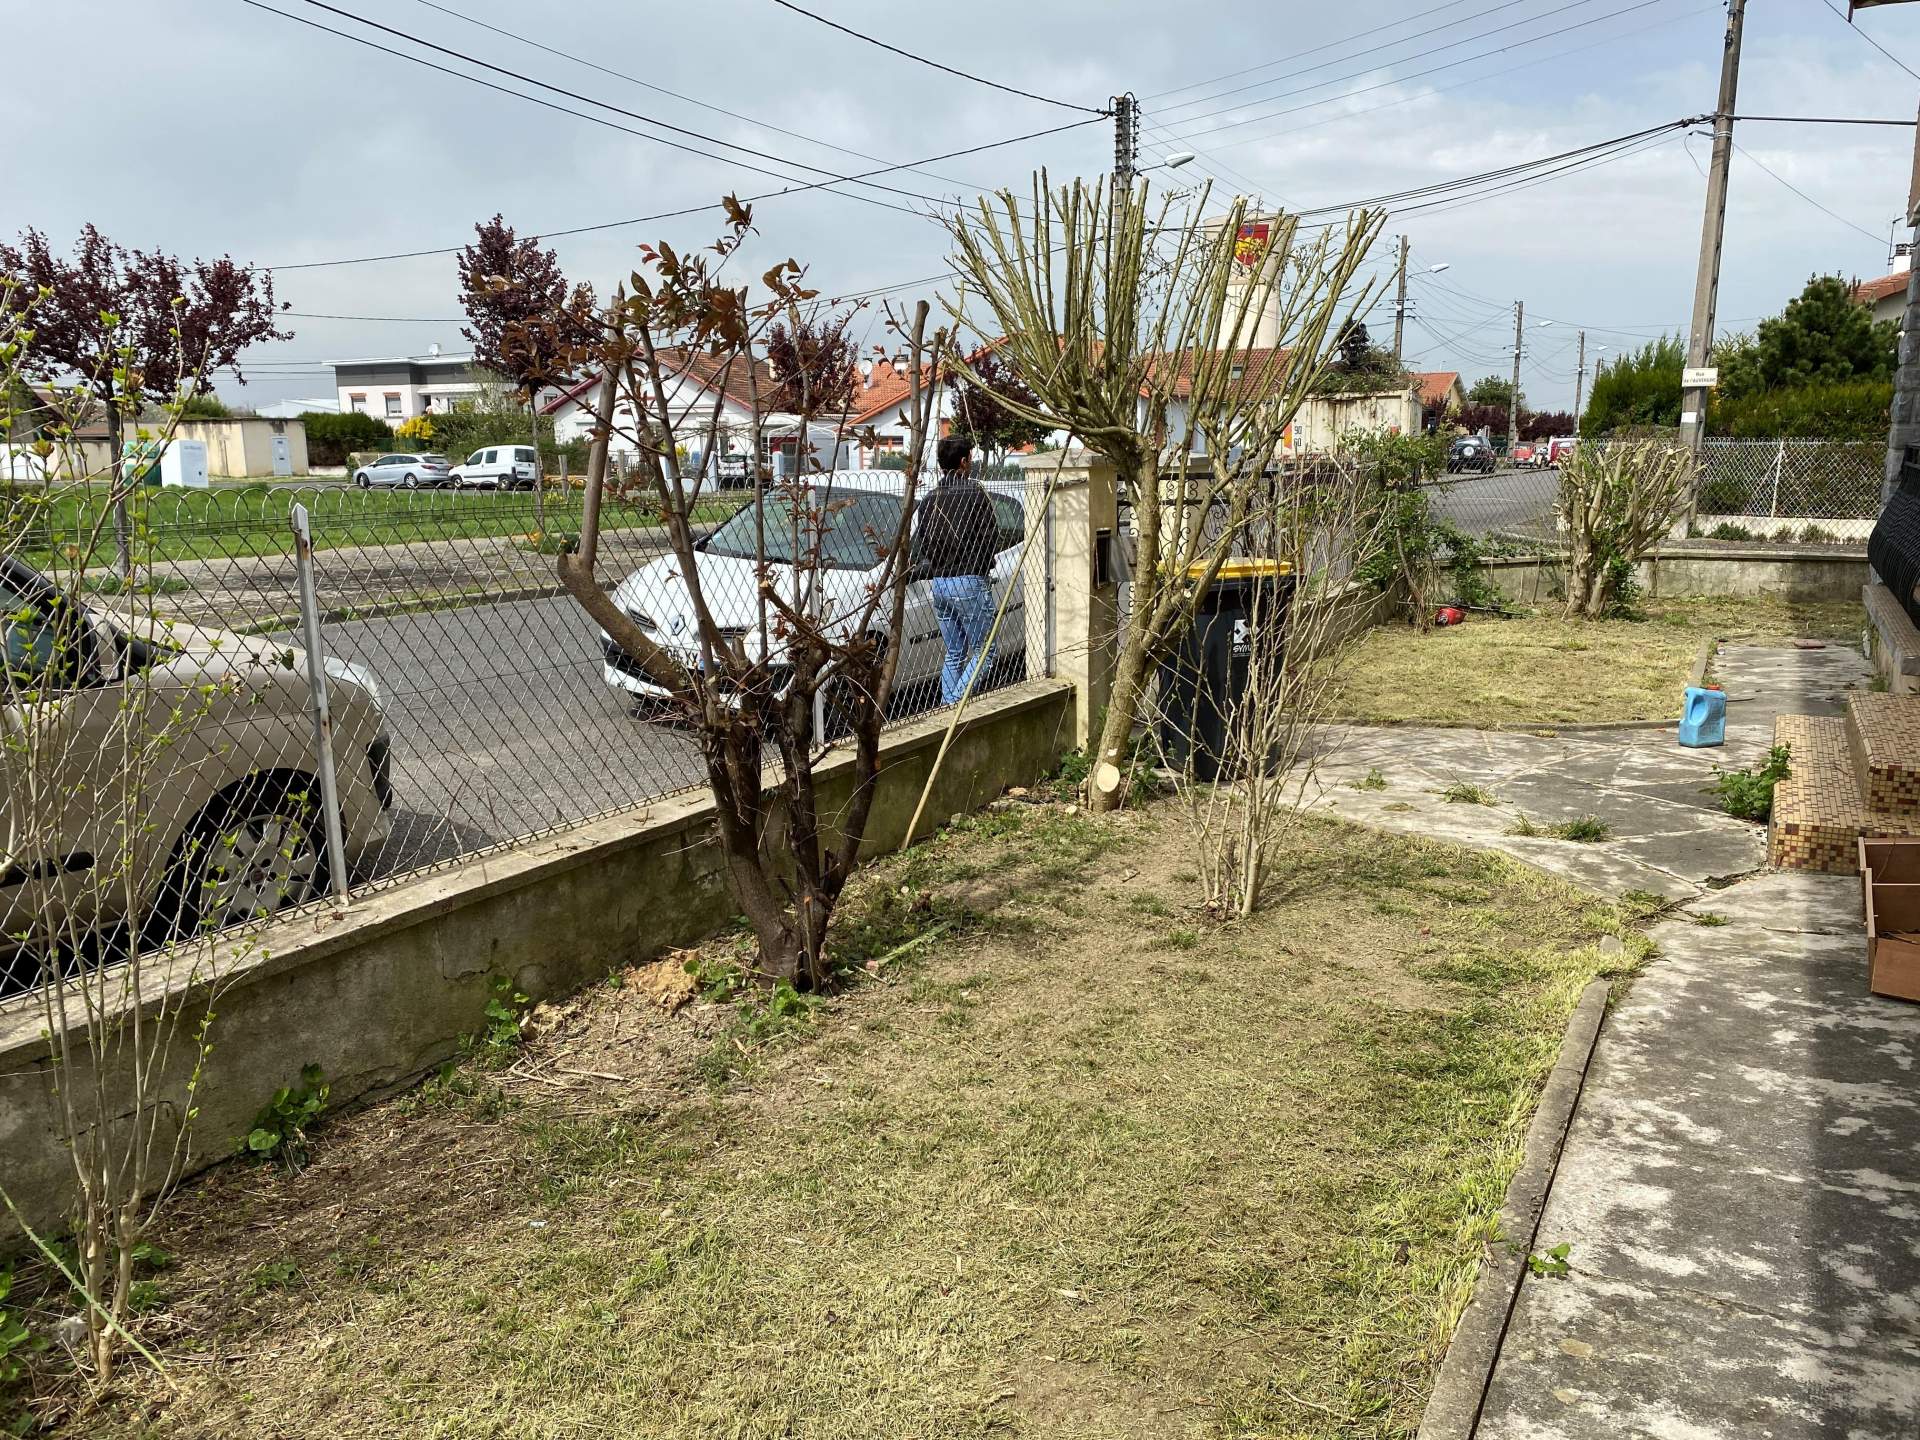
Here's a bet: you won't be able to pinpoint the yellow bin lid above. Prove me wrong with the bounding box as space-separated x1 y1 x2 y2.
1187 559 1293 580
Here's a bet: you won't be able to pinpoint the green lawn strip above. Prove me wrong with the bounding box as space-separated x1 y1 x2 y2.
6 486 746 570
1335 595 1866 727
66 809 1636 1439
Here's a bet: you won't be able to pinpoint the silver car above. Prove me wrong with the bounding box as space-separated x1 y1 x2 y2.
352 453 452 489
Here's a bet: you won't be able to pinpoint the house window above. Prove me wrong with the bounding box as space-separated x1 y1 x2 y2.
384 393 402 419
349 394 367 414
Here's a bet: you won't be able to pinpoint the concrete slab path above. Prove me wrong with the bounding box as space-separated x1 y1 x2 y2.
1303 641 1920 1437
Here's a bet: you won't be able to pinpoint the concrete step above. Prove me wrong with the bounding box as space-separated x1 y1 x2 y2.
1844 691 1920 814
1771 713 1920 873
1864 580 1920 695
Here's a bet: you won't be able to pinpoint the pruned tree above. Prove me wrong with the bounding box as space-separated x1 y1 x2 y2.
457 215 597 531
941 174 1384 811
946 348 1048 468
1153 454 1398 915
553 200 943 988
0 225 289 573
1558 437 1693 617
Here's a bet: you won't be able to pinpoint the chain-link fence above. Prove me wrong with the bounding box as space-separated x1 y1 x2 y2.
1411 437 1883 547
0 473 1057 993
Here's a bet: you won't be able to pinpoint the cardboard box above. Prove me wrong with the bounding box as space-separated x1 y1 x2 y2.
1863 869 1920 1002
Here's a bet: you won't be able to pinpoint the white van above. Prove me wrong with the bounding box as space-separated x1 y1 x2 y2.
450 445 538 490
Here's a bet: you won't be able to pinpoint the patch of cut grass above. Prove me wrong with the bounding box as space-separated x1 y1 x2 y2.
1334 595 1865 727
1508 813 1613 843
1439 781 1499 806
68 807 1632 1440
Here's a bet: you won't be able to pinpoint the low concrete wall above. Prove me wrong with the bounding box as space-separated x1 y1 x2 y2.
0 680 1074 1242
1478 546 1869 608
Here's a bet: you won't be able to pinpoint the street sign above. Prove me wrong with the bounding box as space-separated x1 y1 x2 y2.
1682 366 1720 389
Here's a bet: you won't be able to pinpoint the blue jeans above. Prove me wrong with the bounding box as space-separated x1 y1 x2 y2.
930 574 994 706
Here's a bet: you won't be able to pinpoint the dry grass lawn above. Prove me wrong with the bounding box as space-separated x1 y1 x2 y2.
1333 594 1866 727
24 802 1639 1440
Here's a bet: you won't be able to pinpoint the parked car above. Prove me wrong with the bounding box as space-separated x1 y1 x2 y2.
353 453 452 489
450 445 538 490
1511 443 1538 468
1447 436 1496 474
598 472 1027 711
0 555 393 975
1544 435 1579 465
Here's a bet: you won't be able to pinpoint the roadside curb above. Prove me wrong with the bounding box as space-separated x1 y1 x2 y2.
1415 976 1611 1440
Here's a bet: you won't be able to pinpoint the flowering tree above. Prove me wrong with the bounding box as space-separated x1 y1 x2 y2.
0 225 289 572
457 215 596 527
946 348 1048 467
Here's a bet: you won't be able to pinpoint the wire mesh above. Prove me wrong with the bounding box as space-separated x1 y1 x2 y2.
0 472 1058 995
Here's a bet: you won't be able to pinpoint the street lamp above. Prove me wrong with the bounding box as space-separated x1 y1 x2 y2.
1144 152 1197 173
1426 263 1451 274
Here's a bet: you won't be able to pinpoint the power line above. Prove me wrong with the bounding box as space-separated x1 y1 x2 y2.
762 0 1107 114
401 0 994 195
270 0 950 212
1164 0 1610 128
1142 0 1484 101
1731 140 1888 247
1182 1 1712 169
1160 0 1672 145
1819 0 1920 85
263 114 1098 271
284 311 466 322
1732 114 1919 126
1150 0 1543 117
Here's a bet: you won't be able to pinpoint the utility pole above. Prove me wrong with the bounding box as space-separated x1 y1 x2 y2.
1680 0 1747 457
1392 234 1410 363
1111 92 1138 208
1508 299 1525 454
1574 329 1589 423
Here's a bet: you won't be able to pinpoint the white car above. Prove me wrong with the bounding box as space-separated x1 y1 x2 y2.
450 445 538 490
599 472 1028 711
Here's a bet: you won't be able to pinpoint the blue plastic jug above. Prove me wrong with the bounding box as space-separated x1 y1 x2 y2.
1678 686 1726 748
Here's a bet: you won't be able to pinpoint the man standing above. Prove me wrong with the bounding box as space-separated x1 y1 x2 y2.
917 435 1001 706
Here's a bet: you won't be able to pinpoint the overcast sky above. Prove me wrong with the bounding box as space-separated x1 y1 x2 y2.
5 0 1919 413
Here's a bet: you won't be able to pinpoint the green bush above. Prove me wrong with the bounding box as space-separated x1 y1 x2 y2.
1707 380 1891 441
1581 336 1682 437
302 411 394 466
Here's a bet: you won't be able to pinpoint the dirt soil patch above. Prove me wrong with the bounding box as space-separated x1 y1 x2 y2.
1333 594 1866 727
23 802 1636 1439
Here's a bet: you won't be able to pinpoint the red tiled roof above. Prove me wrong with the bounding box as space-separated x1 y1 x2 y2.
1146 346 1293 399
540 348 777 416
1854 270 1910 306
1412 371 1461 409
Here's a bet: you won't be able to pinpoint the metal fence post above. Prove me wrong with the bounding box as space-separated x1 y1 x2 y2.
290 502 351 905
1769 439 1785 520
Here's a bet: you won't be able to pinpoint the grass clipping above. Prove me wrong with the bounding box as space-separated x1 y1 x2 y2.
1334 595 1867 728
56 803 1640 1440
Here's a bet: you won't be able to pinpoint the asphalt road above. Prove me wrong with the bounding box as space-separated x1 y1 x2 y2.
1424 465 1559 539
301 593 711 879
314 590 973 883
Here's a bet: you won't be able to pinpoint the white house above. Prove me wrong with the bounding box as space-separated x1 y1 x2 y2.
331 346 490 423
543 348 850 477
1855 257 1911 328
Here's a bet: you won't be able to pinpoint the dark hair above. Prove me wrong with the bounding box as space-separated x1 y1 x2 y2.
936 435 973 473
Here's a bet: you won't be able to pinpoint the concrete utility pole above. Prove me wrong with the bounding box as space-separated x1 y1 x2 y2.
1392 234 1410 363
1111 92 1138 206
1680 0 1747 456
1509 299 1525 452
1574 329 1589 422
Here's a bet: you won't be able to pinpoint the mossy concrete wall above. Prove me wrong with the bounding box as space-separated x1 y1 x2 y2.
1477 547 1868 608
0 680 1073 1244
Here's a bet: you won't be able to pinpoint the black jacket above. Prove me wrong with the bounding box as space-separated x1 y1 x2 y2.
917 474 1000 578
